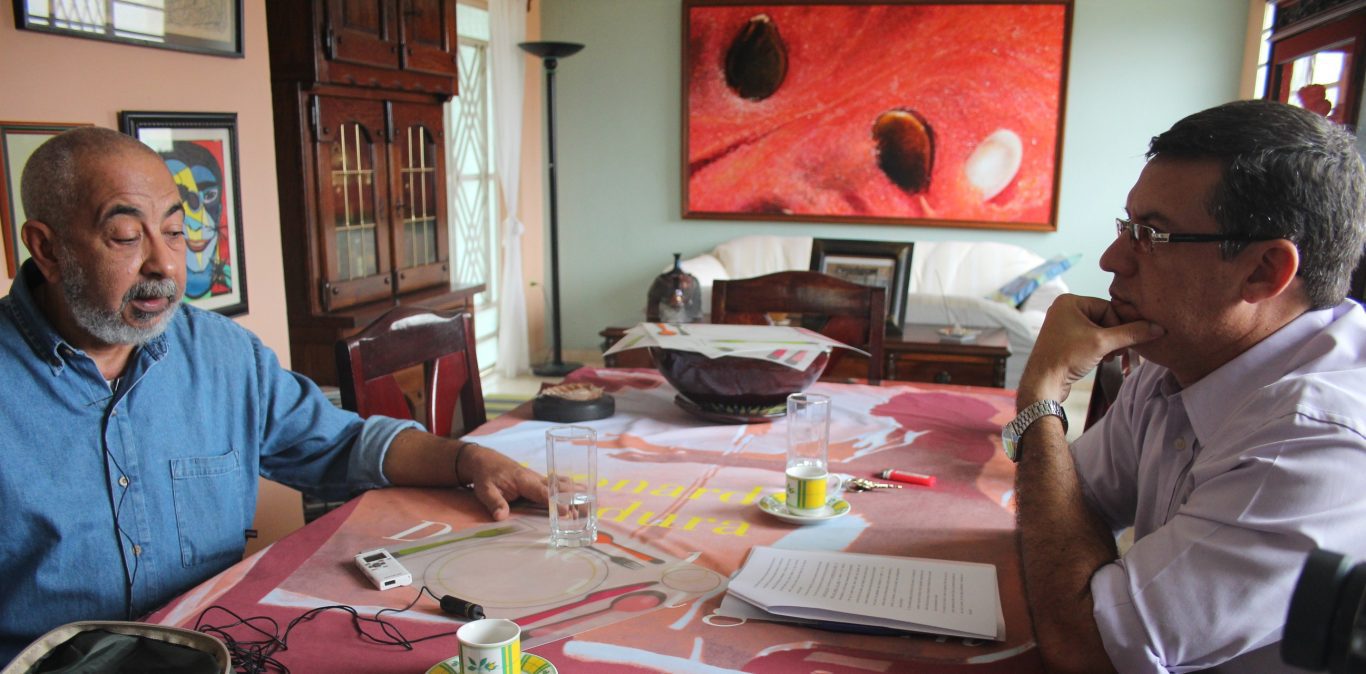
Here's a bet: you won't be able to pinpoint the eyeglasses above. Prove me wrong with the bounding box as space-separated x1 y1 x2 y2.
1114 218 1278 253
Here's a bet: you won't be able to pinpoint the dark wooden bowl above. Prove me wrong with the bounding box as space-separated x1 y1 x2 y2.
649 347 829 411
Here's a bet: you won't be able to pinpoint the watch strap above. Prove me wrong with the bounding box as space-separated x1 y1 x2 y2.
1002 399 1068 462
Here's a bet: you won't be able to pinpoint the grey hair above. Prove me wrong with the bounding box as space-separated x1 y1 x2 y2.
20 126 161 235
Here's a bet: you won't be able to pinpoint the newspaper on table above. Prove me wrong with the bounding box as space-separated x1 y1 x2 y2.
604 323 866 371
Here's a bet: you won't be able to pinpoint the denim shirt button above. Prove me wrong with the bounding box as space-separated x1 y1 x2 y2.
118 476 129 488
132 545 143 556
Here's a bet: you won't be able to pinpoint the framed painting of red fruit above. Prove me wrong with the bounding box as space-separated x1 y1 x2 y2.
683 1 1073 231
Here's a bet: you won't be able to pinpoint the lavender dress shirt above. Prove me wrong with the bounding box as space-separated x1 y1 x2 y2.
1071 301 1366 673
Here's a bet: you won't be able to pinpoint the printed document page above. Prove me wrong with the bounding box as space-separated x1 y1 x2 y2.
725 546 1001 639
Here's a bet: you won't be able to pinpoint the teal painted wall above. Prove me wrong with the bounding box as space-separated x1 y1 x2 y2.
539 0 1250 354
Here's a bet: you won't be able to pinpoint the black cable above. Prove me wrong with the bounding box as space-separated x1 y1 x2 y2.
194 585 463 673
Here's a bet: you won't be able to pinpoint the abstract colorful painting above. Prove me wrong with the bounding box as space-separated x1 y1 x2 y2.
120 111 248 316
683 1 1073 230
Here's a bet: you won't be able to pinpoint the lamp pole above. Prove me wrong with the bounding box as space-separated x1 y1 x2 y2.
520 41 584 377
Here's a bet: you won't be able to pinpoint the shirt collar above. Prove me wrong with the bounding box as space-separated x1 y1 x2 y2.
1179 304 1344 445
4 259 171 374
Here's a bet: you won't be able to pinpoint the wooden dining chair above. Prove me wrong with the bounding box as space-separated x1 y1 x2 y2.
711 270 887 383
1083 351 1132 431
305 306 487 523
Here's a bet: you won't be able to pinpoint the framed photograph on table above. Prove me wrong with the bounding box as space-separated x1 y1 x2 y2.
120 111 248 316
810 238 913 333
682 0 1072 231
14 0 244 57
1 120 92 278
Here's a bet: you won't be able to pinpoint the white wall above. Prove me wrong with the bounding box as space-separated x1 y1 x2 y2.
534 0 1251 356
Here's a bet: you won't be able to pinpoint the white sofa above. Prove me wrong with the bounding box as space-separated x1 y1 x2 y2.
678 235 1072 389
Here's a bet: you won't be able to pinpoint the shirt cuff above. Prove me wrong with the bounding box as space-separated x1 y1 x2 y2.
1091 561 1167 674
348 415 424 490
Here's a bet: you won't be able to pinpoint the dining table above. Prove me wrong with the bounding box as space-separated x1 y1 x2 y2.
148 367 1044 673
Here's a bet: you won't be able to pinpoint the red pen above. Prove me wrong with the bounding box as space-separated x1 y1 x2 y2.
878 468 936 487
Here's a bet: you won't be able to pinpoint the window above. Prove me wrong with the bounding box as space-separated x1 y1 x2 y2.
1264 3 1366 129
449 2 501 370
1255 1 1274 99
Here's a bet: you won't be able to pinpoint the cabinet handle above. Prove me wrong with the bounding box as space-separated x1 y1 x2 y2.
934 371 952 384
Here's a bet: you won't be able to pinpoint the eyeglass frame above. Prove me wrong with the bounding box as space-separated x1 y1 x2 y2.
1114 218 1281 252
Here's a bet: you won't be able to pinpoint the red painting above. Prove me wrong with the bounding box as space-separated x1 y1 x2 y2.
684 1 1073 230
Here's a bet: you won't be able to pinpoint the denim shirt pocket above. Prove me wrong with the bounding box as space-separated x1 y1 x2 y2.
170 448 245 567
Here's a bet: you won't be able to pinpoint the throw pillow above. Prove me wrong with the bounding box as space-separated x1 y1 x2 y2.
986 253 1080 308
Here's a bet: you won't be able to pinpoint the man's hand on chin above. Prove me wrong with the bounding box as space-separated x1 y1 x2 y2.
1017 294 1164 409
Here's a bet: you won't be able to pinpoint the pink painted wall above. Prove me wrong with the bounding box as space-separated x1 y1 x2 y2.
0 0 302 552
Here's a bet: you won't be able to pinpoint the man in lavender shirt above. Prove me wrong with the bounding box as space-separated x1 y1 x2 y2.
1005 100 1366 672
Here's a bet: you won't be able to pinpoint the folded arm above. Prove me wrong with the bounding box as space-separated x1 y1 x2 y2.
1013 294 1162 673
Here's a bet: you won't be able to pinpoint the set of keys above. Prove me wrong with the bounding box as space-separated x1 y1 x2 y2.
844 476 902 492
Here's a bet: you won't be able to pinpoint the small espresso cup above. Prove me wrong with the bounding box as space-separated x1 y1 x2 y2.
456 618 521 674
784 465 842 516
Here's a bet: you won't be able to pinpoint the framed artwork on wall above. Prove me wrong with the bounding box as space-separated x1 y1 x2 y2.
1 120 92 278
682 0 1073 231
13 0 244 57
120 111 249 316
810 238 913 333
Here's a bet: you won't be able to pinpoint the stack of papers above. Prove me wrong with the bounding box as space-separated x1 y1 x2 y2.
718 546 1004 640
604 323 864 372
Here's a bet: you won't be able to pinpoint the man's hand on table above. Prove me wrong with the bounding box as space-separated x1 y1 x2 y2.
383 430 551 521
459 442 551 520
1016 294 1163 410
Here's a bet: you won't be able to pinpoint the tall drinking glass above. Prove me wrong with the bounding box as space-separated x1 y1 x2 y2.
785 392 834 515
546 426 597 547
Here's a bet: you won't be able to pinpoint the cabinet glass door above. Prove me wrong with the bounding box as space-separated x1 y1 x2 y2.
392 102 448 294
316 97 393 311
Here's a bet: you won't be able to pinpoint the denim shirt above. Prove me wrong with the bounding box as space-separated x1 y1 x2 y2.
0 262 420 663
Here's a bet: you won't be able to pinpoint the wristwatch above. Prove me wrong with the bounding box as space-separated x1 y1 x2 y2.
1001 399 1067 462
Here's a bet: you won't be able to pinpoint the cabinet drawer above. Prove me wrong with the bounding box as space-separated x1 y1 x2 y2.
887 353 1003 388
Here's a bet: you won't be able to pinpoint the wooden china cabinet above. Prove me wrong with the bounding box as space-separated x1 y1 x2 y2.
265 1 483 385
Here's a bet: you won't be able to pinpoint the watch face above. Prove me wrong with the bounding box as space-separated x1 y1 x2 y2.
1002 426 1021 462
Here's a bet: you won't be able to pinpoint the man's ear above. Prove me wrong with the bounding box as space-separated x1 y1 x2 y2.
1240 239 1300 304
20 220 62 283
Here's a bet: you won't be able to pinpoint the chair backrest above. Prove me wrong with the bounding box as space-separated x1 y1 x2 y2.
334 306 486 437
1083 352 1131 431
711 270 886 383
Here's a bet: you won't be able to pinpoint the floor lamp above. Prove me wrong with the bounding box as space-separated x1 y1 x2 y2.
521 40 584 377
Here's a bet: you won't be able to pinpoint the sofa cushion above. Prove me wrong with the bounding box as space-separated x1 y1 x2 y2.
986 253 1080 307
908 240 1048 297
713 235 813 280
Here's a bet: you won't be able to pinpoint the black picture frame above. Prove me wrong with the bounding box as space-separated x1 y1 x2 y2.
13 0 244 58
120 111 248 317
810 238 913 334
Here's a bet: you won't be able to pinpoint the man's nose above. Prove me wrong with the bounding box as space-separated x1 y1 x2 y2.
1099 233 1134 276
142 232 181 279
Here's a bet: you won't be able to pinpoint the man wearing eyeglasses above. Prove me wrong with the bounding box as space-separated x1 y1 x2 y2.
1005 99 1366 673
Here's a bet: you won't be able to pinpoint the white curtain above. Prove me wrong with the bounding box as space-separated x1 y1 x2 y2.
490 0 530 377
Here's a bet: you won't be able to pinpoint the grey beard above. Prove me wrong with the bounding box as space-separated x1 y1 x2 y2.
57 251 181 346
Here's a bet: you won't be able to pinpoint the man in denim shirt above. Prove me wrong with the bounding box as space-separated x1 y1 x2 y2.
0 127 550 663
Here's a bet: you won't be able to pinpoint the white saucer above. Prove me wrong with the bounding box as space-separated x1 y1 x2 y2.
758 493 851 524
427 652 556 674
